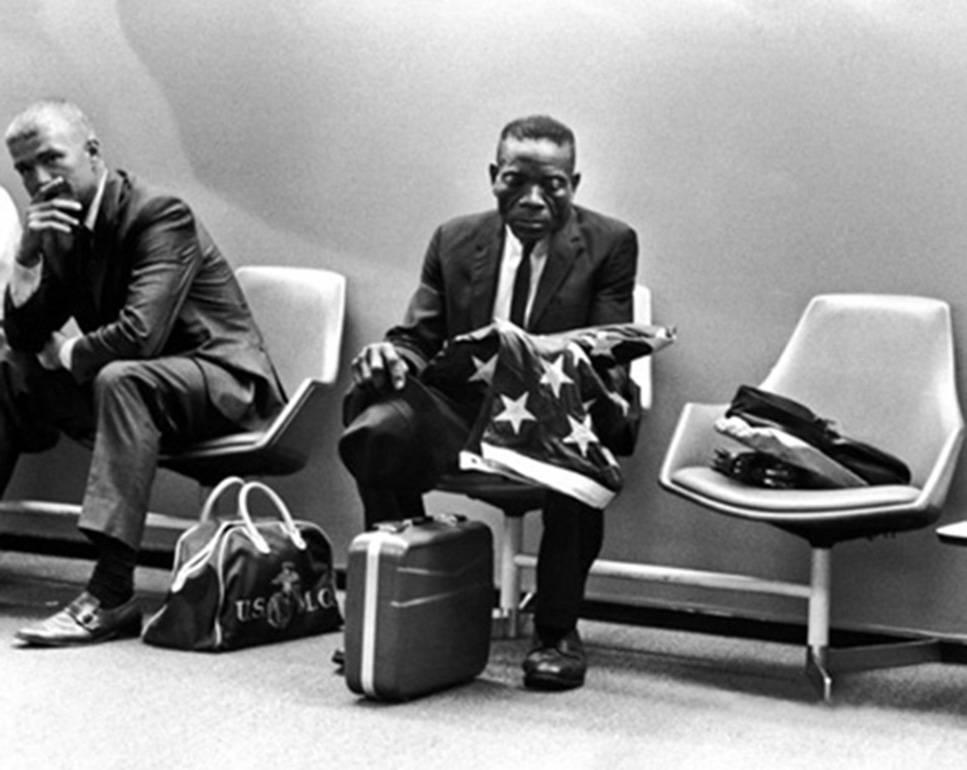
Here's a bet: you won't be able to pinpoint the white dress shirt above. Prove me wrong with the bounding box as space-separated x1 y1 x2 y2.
491 227 548 328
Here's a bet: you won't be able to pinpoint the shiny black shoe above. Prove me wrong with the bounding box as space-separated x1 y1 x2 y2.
522 628 587 691
15 592 141 647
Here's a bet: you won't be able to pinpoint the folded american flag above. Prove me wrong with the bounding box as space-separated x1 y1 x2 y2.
421 320 675 508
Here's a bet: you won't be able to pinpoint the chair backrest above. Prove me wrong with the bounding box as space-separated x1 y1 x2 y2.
760 294 963 488
236 266 346 394
631 283 653 409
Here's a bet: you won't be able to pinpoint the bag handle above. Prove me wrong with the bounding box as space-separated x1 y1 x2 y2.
239 480 308 551
199 476 246 523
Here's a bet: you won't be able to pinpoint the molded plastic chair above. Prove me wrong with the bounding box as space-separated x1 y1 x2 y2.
159 265 346 484
0 265 346 565
435 284 654 636
659 294 964 700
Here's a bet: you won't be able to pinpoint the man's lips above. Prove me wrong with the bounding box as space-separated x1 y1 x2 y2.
510 216 549 229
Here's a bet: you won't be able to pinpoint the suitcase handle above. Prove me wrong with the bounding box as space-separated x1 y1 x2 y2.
198 476 246 523
371 514 467 534
238 481 308 552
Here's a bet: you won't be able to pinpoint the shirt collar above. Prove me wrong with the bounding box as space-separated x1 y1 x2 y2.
504 226 549 259
83 171 108 232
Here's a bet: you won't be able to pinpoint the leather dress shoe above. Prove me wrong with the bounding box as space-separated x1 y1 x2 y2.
522 628 587 691
15 592 141 647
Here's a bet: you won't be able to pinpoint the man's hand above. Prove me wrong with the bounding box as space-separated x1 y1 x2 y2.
36 330 68 370
18 177 82 266
351 341 408 391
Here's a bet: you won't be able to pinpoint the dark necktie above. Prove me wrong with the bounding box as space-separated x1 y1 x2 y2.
509 241 535 328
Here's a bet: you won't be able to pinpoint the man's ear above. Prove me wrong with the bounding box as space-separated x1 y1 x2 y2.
489 163 498 185
85 137 101 161
571 172 581 193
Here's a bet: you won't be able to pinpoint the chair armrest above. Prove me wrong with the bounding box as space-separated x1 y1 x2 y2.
921 424 965 511
631 357 651 411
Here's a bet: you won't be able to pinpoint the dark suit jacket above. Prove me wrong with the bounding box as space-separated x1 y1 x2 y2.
3 170 284 428
386 206 639 372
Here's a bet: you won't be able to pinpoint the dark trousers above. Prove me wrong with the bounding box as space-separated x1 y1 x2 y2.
0 345 238 550
342 381 605 636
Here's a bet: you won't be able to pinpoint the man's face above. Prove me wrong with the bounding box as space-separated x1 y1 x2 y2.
7 111 101 209
490 137 580 243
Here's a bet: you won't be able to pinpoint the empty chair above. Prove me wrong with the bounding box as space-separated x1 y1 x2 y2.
659 294 964 700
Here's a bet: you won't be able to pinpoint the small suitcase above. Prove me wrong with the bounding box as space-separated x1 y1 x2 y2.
343 515 494 701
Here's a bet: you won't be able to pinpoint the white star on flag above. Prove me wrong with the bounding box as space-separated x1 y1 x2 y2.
587 332 622 358
468 354 497 385
563 414 598 457
494 392 536 434
539 355 574 398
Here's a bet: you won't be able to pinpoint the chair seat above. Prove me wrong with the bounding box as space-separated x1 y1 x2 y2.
672 466 921 518
936 519 967 546
173 430 265 452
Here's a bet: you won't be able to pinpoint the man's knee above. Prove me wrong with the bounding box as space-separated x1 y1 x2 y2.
339 379 467 489
92 360 148 403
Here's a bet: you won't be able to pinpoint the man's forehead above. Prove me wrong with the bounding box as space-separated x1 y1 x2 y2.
7 126 54 157
496 137 574 171
9 110 81 147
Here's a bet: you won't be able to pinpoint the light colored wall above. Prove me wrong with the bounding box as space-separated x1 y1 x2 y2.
3 0 967 635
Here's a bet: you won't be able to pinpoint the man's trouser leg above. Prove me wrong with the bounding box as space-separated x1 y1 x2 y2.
0 346 94 494
80 358 240 550
534 492 605 640
339 380 471 530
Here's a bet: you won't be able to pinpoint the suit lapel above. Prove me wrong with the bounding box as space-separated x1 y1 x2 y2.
469 214 505 330
85 172 124 317
529 212 583 329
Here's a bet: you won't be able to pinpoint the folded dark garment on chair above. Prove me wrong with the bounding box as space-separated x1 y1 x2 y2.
712 448 836 489
723 385 911 486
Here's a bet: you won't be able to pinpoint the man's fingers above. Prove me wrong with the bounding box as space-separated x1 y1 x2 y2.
351 349 374 386
351 345 386 387
28 219 74 235
27 203 81 233
387 356 407 390
351 344 407 390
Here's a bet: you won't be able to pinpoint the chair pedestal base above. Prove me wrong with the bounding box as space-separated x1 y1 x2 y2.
500 534 949 700
805 648 833 703
491 609 520 640
491 591 535 640
806 638 943 702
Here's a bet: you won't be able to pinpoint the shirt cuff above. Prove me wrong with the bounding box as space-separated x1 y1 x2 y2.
9 260 42 307
58 336 78 371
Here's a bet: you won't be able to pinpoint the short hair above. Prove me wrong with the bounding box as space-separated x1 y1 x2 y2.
5 99 95 145
497 114 576 169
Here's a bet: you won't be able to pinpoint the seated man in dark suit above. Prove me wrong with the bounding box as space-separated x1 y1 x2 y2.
2 99 285 646
340 114 639 690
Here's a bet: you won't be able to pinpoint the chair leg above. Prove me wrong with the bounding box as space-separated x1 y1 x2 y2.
496 513 524 639
805 546 833 702
802 544 944 701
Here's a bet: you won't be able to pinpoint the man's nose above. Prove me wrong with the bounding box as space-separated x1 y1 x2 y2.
25 167 52 196
519 183 545 208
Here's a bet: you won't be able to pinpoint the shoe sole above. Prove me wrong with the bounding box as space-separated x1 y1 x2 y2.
523 671 585 691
